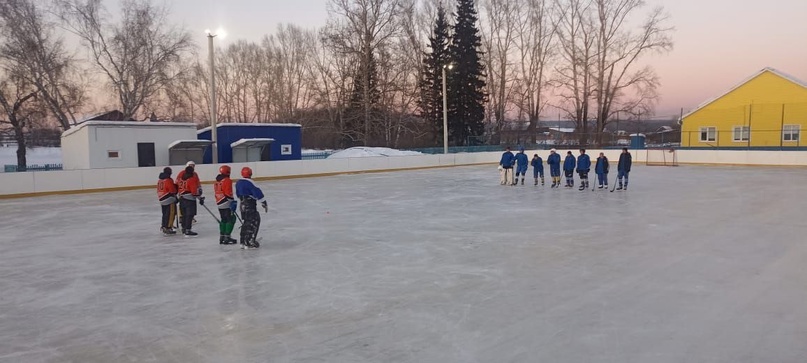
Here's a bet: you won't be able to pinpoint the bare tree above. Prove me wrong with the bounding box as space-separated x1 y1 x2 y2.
57 0 193 120
324 0 402 146
553 0 597 145
513 0 557 142
271 24 316 121
591 0 672 144
0 70 39 170
0 0 83 130
481 0 519 141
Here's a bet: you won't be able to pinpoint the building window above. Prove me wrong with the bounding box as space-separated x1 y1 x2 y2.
783 125 800 142
107 150 120 159
699 127 716 142
732 126 749 142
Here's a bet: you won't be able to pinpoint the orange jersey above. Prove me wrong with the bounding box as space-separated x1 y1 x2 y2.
214 177 234 206
176 170 199 185
178 175 201 197
157 178 177 200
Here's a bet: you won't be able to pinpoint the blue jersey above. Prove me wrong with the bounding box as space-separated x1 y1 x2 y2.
500 151 515 167
547 153 561 169
531 157 544 171
563 155 576 170
577 154 591 171
515 152 529 167
235 178 265 202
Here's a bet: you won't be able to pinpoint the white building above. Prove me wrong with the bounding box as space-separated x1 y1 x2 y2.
61 121 203 170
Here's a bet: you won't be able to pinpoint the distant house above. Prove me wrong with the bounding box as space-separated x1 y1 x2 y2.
680 68 807 147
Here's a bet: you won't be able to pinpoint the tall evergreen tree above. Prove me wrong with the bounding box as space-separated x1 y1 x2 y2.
417 6 451 147
343 52 381 147
448 0 487 146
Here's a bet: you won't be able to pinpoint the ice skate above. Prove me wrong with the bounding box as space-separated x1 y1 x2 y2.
184 230 198 237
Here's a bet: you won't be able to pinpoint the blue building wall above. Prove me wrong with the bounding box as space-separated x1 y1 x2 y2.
198 124 302 163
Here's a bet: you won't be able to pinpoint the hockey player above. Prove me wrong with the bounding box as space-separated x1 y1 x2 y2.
595 152 610 189
235 167 267 249
576 149 591 191
157 167 177 235
514 147 529 185
177 165 204 237
617 147 632 190
213 165 238 245
531 154 544 186
563 151 576 188
499 147 516 186
176 161 200 225
547 149 561 188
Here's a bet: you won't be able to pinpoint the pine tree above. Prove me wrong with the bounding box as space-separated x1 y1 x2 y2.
343 52 381 147
449 0 487 146
417 6 451 147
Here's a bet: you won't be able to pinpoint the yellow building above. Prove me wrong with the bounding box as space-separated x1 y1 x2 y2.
681 68 807 148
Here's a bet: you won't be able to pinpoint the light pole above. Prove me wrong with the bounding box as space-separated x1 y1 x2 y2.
206 29 225 163
442 64 453 154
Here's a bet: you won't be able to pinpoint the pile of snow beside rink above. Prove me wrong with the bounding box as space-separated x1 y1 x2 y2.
327 147 422 159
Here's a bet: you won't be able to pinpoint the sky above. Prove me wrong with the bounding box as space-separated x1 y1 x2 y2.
165 0 807 119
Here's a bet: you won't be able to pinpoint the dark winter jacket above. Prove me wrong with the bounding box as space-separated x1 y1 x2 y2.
500 151 516 168
563 154 576 171
531 157 544 172
515 152 529 167
547 153 561 170
618 152 633 172
576 154 591 172
595 156 610 174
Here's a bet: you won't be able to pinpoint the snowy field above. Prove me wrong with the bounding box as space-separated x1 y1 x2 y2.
1 165 807 362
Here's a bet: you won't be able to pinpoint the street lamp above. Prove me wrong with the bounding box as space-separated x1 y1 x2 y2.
442 63 453 154
205 28 226 163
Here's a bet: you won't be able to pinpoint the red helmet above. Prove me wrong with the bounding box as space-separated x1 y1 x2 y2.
241 167 253 178
219 165 231 175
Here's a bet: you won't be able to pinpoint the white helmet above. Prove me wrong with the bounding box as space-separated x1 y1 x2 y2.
186 161 196 167
550 148 556 152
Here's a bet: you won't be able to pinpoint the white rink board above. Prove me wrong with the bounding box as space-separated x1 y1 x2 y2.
3 149 807 197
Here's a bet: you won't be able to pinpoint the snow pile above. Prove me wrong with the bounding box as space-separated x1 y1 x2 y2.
0 147 62 167
327 147 422 159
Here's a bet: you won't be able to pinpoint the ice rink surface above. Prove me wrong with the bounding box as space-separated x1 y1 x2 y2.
2 164 807 362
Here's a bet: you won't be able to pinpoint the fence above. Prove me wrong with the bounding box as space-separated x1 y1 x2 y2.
4 164 64 172
301 152 334 160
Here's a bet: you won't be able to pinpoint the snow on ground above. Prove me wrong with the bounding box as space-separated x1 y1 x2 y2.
0 146 62 167
2 165 807 362
327 146 421 159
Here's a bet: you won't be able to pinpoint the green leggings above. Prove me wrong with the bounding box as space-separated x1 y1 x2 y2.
218 208 237 235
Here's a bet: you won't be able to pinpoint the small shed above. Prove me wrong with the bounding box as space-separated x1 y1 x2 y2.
169 140 213 166
61 121 198 170
197 123 302 163
231 138 274 162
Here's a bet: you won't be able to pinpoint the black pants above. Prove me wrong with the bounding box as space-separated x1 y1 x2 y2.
564 169 574 178
161 203 176 229
578 170 589 180
179 198 197 231
240 199 261 246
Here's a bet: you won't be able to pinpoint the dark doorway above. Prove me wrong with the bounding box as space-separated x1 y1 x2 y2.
137 143 156 167
261 145 271 161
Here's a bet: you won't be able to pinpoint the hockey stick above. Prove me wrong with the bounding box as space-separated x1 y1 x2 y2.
200 203 221 224
610 175 619 192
